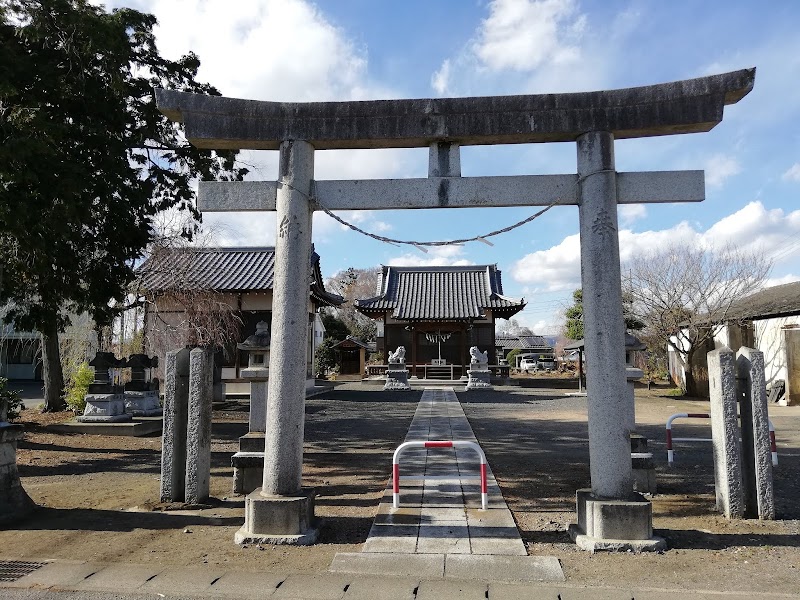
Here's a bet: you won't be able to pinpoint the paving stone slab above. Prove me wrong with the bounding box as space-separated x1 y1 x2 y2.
416 579 489 600
341 575 419 600
138 566 227 595
547 587 636 600
330 552 444 578
271 573 354 599
417 522 472 554
487 583 563 599
207 571 285 597
446 555 565 583
362 524 419 553
73 563 164 591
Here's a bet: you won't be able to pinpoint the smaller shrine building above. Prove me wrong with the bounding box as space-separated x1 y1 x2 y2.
355 265 525 379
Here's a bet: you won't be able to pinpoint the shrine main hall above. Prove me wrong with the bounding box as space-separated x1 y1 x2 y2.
355 264 524 379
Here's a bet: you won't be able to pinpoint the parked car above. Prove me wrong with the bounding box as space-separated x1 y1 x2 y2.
519 357 538 372
537 355 557 371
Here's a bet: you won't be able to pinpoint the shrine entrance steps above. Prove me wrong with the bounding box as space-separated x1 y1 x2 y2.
329 387 564 582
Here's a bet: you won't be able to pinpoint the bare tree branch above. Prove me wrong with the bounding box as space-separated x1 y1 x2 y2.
623 243 771 394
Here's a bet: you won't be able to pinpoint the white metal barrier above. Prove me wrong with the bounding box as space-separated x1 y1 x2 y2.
665 412 778 466
392 440 488 510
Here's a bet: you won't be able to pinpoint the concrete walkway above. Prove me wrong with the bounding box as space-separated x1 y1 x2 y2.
7 558 798 599
330 387 564 582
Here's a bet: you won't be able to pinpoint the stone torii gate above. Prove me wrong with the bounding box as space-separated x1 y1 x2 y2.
156 68 754 549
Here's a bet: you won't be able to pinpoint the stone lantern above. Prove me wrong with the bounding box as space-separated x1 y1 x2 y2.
0 411 35 523
123 354 163 417
232 321 270 494
77 351 130 422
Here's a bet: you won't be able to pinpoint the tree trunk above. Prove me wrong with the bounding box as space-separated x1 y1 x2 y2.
684 346 700 398
41 322 66 412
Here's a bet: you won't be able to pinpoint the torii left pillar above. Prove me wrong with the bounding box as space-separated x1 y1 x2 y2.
235 140 319 545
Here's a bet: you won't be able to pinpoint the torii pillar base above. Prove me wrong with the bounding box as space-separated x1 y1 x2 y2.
568 489 665 552
234 487 319 546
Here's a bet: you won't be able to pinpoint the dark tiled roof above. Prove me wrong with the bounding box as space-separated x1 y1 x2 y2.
564 333 646 351
496 334 552 351
332 335 376 351
355 265 524 321
134 247 343 307
725 281 800 320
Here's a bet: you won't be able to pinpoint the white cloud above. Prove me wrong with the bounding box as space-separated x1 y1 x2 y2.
763 274 800 288
386 245 473 268
618 204 647 226
428 0 607 101
704 154 741 188
201 212 277 247
782 163 800 182
472 0 585 72
701 201 800 261
103 0 374 103
511 232 581 291
511 201 800 292
431 59 451 96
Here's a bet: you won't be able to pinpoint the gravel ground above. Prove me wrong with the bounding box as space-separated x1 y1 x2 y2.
4 381 800 593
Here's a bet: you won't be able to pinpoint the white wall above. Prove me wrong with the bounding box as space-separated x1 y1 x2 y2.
754 316 800 385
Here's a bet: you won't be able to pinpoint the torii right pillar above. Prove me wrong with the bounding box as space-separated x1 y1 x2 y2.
568 130 666 552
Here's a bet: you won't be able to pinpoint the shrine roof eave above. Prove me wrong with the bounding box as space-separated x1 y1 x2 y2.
311 286 345 308
156 69 754 151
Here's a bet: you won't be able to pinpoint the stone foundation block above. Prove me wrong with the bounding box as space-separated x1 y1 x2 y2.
78 393 131 423
632 464 657 495
466 369 492 390
231 452 264 495
384 367 410 391
569 489 665 552
238 432 265 452
235 487 318 545
124 390 163 417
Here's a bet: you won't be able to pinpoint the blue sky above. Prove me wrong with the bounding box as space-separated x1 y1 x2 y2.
99 0 800 333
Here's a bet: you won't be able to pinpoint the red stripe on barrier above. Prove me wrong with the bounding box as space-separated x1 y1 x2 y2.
666 429 672 450
480 463 487 493
425 441 453 448
687 413 710 418
393 464 400 493
770 431 777 453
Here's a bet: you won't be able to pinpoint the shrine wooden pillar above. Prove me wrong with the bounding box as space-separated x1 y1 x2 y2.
411 327 417 378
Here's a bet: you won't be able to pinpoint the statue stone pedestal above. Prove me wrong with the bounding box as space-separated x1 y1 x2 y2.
78 392 131 422
384 363 410 390
0 423 35 524
466 367 492 390
124 390 162 417
78 352 131 423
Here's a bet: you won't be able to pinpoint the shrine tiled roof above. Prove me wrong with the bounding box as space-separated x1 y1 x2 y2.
134 247 344 307
355 265 524 321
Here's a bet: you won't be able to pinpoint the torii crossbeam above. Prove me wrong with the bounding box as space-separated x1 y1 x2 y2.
157 68 755 549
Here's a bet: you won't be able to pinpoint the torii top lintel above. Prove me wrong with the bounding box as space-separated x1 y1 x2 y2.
156 69 754 151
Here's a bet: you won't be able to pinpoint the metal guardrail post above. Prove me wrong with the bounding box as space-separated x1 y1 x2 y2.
392 440 488 510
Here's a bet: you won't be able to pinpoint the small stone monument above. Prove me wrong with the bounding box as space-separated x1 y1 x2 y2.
232 321 271 494
77 352 130 423
384 346 410 390
466 346 492 390
0 396 35 524
123 354 162 417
